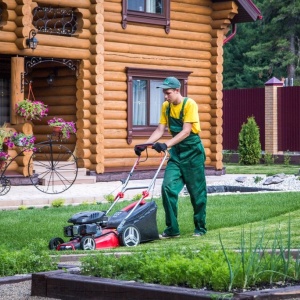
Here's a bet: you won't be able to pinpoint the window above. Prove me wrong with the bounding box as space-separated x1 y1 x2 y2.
122 0 170 33
126 68 192 144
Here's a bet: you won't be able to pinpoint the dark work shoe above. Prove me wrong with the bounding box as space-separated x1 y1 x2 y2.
192 233 204 237
159 232 180 239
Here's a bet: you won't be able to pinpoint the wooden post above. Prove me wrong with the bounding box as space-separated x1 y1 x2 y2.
10 56 25 125
264 77 284 154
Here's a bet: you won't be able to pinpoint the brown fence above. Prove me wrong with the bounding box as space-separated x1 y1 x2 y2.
223 86 300 152
223 88 265 150
278 86 300 152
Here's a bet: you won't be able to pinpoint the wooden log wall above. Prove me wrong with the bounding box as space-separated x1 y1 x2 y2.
210 1 238 170
104 0 220 170
0 0 241 175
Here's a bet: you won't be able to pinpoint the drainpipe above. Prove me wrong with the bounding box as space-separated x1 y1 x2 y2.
223 23 237 45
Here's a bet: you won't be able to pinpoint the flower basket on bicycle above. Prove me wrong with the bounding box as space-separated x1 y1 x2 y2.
48 117 76 139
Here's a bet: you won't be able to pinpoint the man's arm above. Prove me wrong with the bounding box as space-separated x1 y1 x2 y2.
145 123 166 144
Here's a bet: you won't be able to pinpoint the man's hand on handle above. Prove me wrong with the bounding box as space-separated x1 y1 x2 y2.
134 145 147 156
152 143 167 153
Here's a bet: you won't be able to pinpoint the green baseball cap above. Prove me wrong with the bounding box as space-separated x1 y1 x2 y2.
157 77 181 89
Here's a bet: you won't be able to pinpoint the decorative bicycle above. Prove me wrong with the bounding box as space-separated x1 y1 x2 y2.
0 133 78 196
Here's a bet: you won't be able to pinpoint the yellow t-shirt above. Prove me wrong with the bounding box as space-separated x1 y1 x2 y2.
159 98 201 134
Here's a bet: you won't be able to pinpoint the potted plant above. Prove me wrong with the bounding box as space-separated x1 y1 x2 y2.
15 99 48 121
47 117 77 139
6 132 36 151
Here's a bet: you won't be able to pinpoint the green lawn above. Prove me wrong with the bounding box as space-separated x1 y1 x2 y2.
1 191 300 252
224 163 300 175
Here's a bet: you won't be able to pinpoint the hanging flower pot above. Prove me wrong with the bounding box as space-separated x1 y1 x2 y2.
52 126 62 138
48 117 76 139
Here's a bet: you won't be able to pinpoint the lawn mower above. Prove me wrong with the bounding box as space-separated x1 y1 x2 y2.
49 144 168 250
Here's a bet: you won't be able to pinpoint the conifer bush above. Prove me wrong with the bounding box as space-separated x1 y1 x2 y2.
238 116 262 165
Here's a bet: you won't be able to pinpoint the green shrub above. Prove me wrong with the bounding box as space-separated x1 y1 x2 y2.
284 151 291 166
238 116 261 165
264 152 276 165
104 194 115 203
51 198 65 208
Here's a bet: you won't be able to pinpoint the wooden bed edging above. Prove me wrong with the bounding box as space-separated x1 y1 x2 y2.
31 270 300 300
31 270 229 300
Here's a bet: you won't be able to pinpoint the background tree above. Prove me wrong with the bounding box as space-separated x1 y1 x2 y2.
223 0 300 89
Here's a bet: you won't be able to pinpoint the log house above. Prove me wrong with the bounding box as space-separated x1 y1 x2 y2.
0 0 261 180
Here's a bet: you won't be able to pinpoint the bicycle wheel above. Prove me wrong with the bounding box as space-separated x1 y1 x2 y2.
28 144 78 194
0 175 11 196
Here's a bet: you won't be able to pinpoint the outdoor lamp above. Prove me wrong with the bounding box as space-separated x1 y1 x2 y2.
26 29 38 50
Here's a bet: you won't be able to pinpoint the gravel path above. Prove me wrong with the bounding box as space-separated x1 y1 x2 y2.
0 280 59 300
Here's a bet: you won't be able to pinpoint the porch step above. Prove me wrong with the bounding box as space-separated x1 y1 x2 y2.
41 175 96 185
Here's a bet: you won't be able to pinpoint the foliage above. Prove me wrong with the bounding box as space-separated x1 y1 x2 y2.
263 152 277 165
238 116 262 165
5 132 36 151
104 194 115 203
48 117 76 139
253 176 263 183
15 99 48 121
51 198 65 208
224 0 300 89
0 240 58 277
283 151 291 166
0 151 10 162
81 222 300 292
0 124 12 150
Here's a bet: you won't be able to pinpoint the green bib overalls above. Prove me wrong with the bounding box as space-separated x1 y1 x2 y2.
162 98 207 236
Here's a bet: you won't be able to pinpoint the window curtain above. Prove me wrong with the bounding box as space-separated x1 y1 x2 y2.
150 80 164 125
133 80 147 125
146 0 156 13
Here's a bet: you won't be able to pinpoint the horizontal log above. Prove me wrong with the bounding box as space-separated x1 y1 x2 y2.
209 161 223 170
210 152 223 162
211 64 223 74
210 91 223 101
199 130 211 139
37 35 90 49
211 9 237 20
210 73 223 83
104 157 167 168
210 100 223 109
104 21 212 42
104 51 211 70
36 0 91 8
171 12 211 25
212 1 238 11
76 99 91 110
104 91 127 101
210 134 223 144
105 42 211 60
211 19 231 30
104 100 127 111
104 129 127 139
210 143 223 153
7 10 17 21
105 32 211 52
104 120 127 129
90 153 102 164
198 104 211 113
199 121 211 131
6 1 17 9
172 2 212 15
211 108 223 118
210 126 223 135
210 117 223 127
103 111 127 120
211 55 223 65
9 122 33 135
76 148 91 158
2 21 17 32
211 82 223 91
188 86 211 95
89 3 103 15
76 109 91 119
33 86 76 97
201 138 211 149
104 139 137 149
